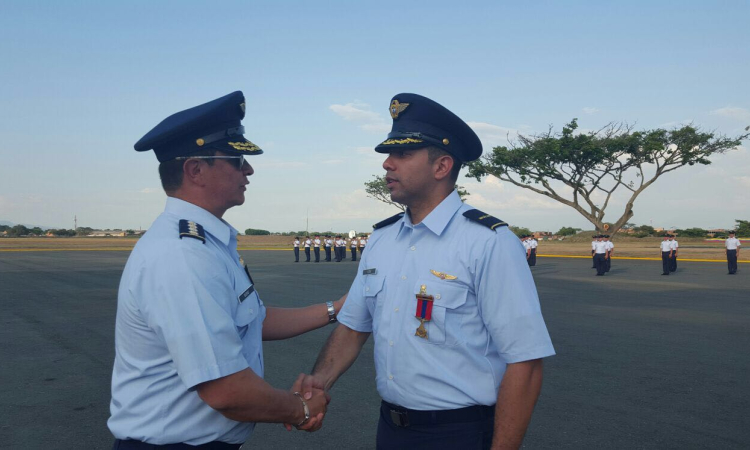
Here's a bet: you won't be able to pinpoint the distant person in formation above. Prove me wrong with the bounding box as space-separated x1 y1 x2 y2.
591 235 598 268
593 235 608 276
334 235 343 262
293 236 300 262
660 235 673 275
528 235 538 267
521 235 531 264
313 235 321 263
669 235 679 272
726 230 741 274
604 235 614 272
341 236 347 261
349 236 358 261
324 235 332 262
304 236 312 262
358 235 366 255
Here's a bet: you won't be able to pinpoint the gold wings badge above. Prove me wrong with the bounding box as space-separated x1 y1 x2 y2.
430 269 457 280
390 100 409 119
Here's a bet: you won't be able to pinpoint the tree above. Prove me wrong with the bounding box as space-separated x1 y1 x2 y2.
9 224 29 236
735 219 750 236
675 227 707 238
467 120 749 235
555 226 581 236
244 228 270 236
364 175 470 211
510 226 532 237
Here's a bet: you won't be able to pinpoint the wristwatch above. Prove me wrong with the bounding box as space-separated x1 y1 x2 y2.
326 301 337 323
293 392 310 427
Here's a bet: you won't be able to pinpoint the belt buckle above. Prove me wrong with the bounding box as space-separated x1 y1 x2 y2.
389 409 410 427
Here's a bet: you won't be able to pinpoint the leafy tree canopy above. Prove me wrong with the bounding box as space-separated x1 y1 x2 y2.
467 120 749 235
735 219 750 236
364 175 470 212
244 228 271 236
510 226 532 237
556 226 581 236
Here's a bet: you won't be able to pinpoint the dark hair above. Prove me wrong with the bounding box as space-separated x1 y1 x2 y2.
158 149 217 193
426 146 461 183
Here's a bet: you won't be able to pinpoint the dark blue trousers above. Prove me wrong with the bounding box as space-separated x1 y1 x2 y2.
670 254 677 272
325 246 331 261
314 247 320 262
376 402 494 450
594 253 606 275
304 247 310 261
293 247 299 262
727 249 738 274
351 247 357 261
113 439 240 449
661 251 671 274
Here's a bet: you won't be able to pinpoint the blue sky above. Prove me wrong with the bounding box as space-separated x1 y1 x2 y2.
1 0 748 233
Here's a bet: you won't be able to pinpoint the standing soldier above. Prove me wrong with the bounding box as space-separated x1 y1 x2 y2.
669 235 679 273
604 235 614 273
324 235 332 262
726 230 741 274
293 236 300 262
593 235 608 276
304 236 312 262
313 235 321 263
350 236 358 262
358 235 366 255
591 235 597 268
660 235 672 275
528 235 538 267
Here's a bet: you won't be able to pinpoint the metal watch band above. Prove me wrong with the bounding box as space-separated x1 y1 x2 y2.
326 301 337 323
293 392 310 427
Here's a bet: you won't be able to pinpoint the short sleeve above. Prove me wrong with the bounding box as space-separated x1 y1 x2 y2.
474 229 555 363
337 268 374 333
133 246 249 388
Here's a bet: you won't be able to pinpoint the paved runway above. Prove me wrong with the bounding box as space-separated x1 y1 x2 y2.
0 251 748 449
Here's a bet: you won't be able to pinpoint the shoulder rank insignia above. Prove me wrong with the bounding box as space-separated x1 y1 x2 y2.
463 209 507 231
373 212 404 230
430 269 457 280
179 219 206 243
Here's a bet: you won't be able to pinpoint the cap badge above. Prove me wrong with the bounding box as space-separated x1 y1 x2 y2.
196 138 205 146
390 99 410 119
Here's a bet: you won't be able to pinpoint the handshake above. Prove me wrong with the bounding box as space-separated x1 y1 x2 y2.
284 373 330 432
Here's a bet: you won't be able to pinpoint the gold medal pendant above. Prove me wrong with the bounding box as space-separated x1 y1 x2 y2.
414 285 434 340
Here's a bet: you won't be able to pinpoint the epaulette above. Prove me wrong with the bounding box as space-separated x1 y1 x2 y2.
179 219 206 243
373 212 404 230
463 209 507 231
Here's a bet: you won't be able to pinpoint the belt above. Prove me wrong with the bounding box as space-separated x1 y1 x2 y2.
113 439 242 450
382 401 494 428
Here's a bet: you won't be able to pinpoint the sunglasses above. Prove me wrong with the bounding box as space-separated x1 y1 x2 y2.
174 155 246 170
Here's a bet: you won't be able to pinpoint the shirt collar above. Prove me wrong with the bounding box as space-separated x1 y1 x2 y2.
164 197 235 246
399 190 462 237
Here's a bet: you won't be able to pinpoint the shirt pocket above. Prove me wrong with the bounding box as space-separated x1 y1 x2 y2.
234 284 260 338
413 279 469 346
363 275 386 316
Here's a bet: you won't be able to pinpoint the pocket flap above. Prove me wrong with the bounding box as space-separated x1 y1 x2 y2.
363 275 385 297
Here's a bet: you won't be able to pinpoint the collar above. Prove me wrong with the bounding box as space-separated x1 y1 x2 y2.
164 197 235 246
399 190 462 238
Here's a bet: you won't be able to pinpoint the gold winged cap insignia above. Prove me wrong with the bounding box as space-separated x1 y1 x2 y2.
390 99 410 119
430 269 457 280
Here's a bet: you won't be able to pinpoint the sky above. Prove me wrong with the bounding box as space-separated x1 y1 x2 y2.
1 0 748 234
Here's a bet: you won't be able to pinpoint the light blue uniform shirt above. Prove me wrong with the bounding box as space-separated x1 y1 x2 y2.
108 197 266 445
337 191 555 410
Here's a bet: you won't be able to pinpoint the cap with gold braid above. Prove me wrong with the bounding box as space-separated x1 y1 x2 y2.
134 91 263 162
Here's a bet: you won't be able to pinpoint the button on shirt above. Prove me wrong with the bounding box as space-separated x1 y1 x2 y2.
109 197 266 445
726 238 741 250
337 191 555 410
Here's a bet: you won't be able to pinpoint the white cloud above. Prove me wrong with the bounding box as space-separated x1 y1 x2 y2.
710 106 750 123
583 107 599 115
329 102 389 133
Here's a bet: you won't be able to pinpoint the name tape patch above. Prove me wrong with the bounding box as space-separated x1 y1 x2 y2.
239 285 255 303
362 268 377 275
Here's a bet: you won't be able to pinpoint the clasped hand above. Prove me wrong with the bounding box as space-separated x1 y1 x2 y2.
284 373 329 432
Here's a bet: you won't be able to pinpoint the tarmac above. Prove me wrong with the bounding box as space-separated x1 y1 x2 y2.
0 250 748 449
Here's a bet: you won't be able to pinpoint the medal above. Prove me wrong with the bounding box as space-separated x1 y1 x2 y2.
414 284 434 339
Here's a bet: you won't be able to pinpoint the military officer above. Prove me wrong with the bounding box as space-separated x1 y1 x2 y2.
110 91 339 448
313 235 321 263
334 235 342 262
359 235 367 254
304 236 312 262
293 236 300 262
591 235 598 268
660 235 673 275
604 235 614 273
296 93 554 450
350 236 358 261
669 235 679 273
726 230 741 274
593 235 608 276
528 235 538 267
324 235 332 261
